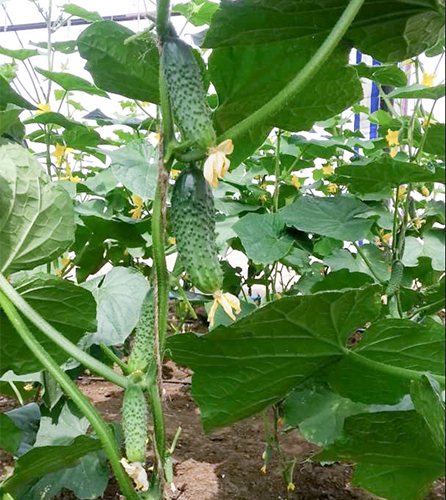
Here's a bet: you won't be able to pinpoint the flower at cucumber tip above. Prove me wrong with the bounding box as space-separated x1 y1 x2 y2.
208 290 241 328
204 139 234 188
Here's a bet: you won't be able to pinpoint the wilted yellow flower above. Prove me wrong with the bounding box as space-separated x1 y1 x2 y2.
204 139 234 188
120 458 149 492
397 186 407 200
167 237 176 245
328 183 338 194
385 129 399 147
421 186 430 197
413 217 425 230
390 147 398 158
291 175 301 189
322 164 334 175
422 73 436 87
170 169 181 180
129 194 144 219
23 383 33 391
287 483 295 492
208 291 241 328
260 465 268 475
36 102 51 114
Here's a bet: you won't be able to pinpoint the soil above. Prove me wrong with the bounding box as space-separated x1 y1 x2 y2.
1 362 444 500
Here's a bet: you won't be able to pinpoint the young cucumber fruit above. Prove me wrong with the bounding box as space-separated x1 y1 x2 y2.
386 260 404 296
171 165 223 295
162 36 216 151
128 290 154 374
122 383 148 463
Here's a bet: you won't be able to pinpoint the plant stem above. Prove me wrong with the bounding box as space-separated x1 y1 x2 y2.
273 130 281 213
0 273 128 389
353 243 385 285
170 275 198 320
391 185 400 256
100 343 130 375
217 0 366 144
0 291 139 500
156 0 171 37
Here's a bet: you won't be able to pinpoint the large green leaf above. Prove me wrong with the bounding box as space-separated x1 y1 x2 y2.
328 319 445 404
210 39 362 165
281 195 373 242
0 273 96 376
108 140 158 201
424 123 445 160
173 0 219 26
61 3 102 22
316 410 444 500
335 156 445 195
77 21 160 103
0 413 23 454
0 104 23 135
355 63 407 87
387 84 445 99
233 213 294 265
402 230 445 271
168 286 382 430
35 68 108 98
81 267 150 345
2 435 103 497
0 76 36 111
283 378 367 446
0 144 75 274
0 45 39 61
411 374 445 452
204 0 444 63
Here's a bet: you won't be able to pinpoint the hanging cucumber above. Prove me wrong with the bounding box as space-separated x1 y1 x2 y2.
162 36 216 151
122 383 148 464
171 165 223 295
386 260 404 296
128 290 155 375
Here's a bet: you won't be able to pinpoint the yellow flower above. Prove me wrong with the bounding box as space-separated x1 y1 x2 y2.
413 217 425 230
381 233 392 244
422 117 436 128
390 147 398 158
120 458 149 492
291 175 301 189
260 465 268 475
397 186 407 201
154 132 162 143
36 102 51 114
170 169 181 180
385 129 399 147
129 208 142 219
322 164 334 175
55 269 63 277
140 101 149 107
129 194 144 218
421 186 430 197
208 291 241 328
274 293 282 301
259 193 268 202
328 183 338 194
70 176 81 183
287 483 295 492
23 383 33 391
52 143 74 166
204 139 234 188
167 237 176 245
61 257 70 267
422 72 436 87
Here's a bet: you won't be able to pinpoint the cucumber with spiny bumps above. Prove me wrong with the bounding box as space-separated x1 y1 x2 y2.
386 260 404 296
128 290 154 375
171 165 223 295
122 383 148 463
162 36 216 151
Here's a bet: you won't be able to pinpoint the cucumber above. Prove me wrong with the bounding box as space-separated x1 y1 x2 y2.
162 36 216 151
386 260 404 296
128 290 154 374
171 165 223 294
122 384 148 463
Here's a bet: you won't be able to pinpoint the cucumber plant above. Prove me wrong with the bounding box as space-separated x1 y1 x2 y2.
0 1 444 500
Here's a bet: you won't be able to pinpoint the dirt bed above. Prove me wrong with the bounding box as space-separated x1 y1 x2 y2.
1 363 444 500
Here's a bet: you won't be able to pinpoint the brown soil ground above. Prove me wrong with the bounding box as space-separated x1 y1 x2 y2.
1 362 444 500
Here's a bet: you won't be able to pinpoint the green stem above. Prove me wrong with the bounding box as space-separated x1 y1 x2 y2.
408 299 445 318
170 275 198 320
148 382 166 463
353 243 385 285
0 274 128 389
156 0 171 37
273 130 282 213
392 185 400 256
415 98 439 163
217 0 366 144
0 291 139 500
100 343 130 375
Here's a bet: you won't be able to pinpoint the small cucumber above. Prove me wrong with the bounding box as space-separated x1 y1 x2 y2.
122 384 148 463
128 290 154 374
386 260 404 296
171 165 223 294
162 36 216 151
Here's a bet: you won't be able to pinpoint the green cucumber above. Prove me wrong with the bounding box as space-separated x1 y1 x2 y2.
128 290 154 374
171 165 223 294
122 384 148 463
162 36 216 151
386 260 404 296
